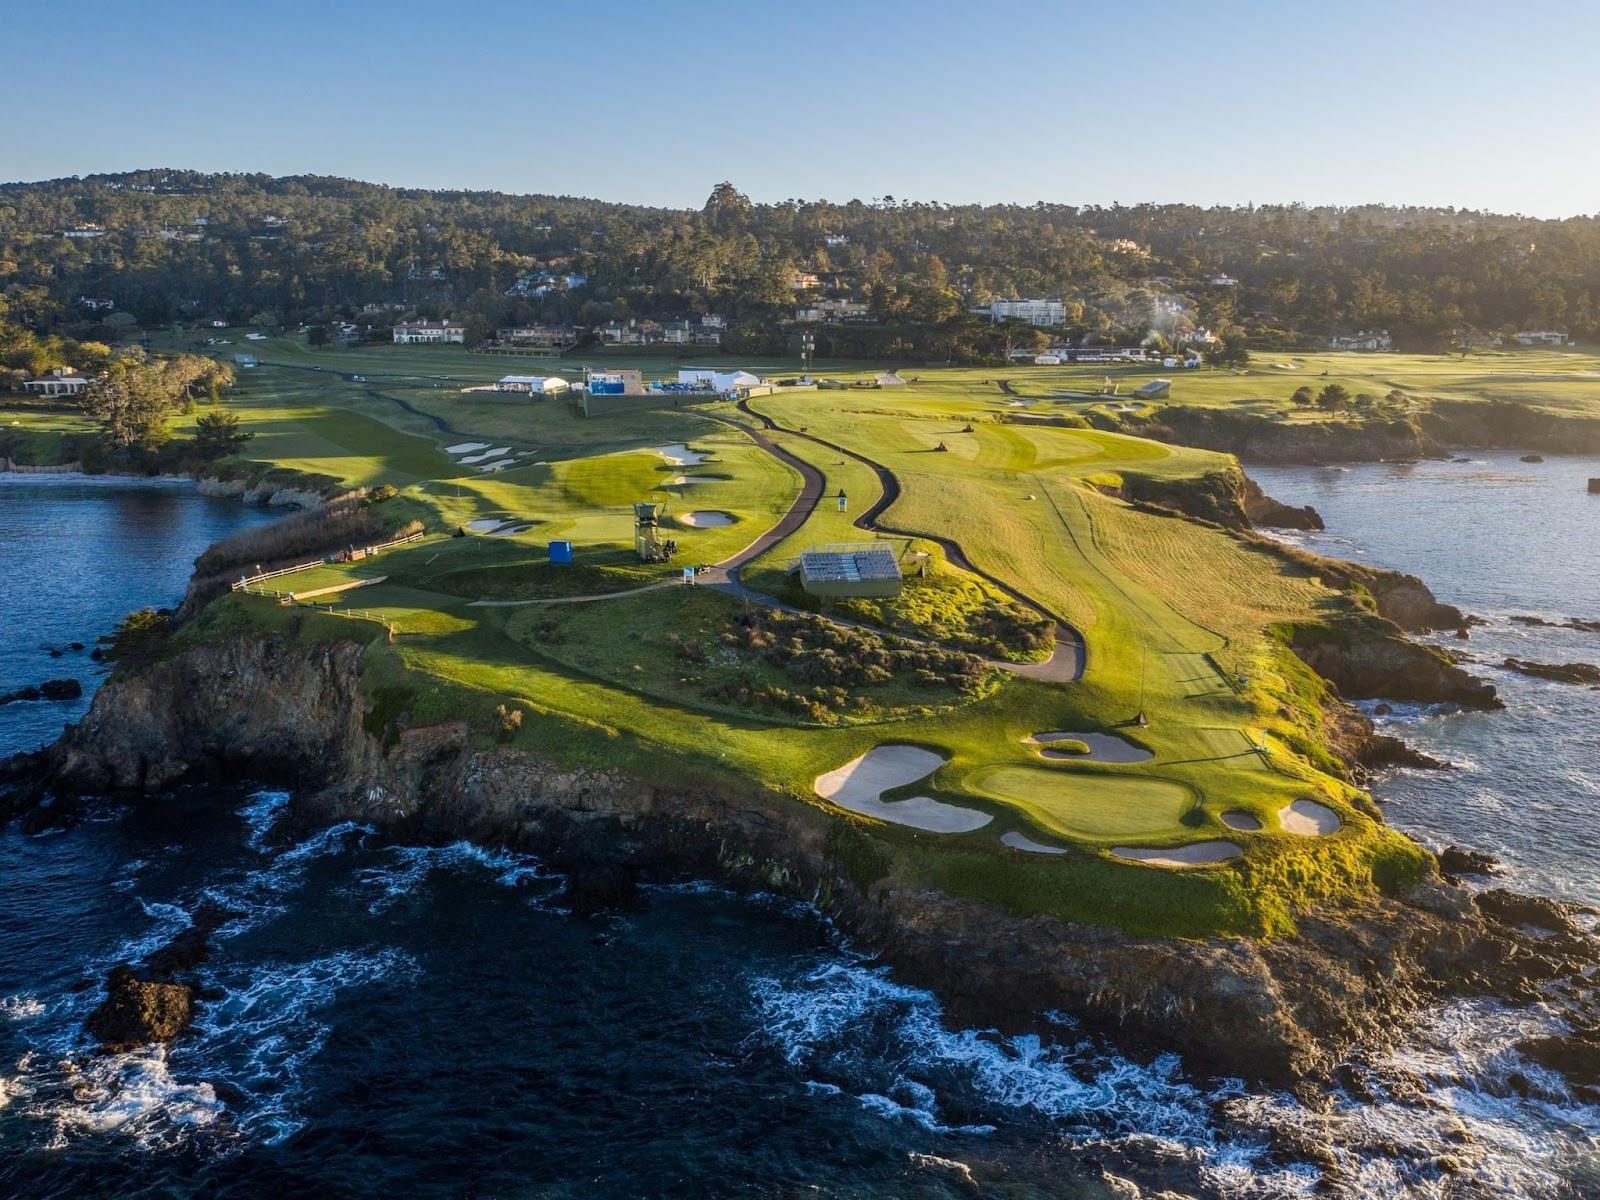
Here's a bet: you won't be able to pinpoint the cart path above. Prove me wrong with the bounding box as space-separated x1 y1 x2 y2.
729 397 1085 682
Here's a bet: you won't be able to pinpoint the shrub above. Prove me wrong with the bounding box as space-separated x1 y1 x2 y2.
103 608 173 666
494 703 524 741
365 483 398 505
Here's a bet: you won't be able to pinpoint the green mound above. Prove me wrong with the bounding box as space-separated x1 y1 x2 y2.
967 765 1196 840
561 451 676 507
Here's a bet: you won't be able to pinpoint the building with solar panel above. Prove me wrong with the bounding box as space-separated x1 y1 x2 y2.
798 542 903 599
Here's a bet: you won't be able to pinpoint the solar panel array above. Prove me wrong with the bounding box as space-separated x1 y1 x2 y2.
800 545 902 584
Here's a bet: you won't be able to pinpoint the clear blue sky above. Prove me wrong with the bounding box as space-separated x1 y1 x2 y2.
5 0 1598 216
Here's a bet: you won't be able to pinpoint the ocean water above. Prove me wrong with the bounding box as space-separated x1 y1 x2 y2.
1249 451 1600 906
3 468 1600 1197
0 473 278 757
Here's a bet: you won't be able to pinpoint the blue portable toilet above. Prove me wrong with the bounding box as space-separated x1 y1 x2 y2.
549 540 574 564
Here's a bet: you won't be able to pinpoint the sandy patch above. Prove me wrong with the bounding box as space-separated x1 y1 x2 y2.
458 447 511 464
656 443 710 466
1001 831 1066 855
465 518 505 532
671 475 722 485
489 524 534 537
445 442 489 454
815 746 991 834
1279 800 1341 836
679 511 735 527
1111 842 1242 867
1219 810 1263 831
1026 731 1153 763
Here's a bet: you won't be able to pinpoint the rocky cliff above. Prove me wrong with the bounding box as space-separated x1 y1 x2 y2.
7 629 1578 1090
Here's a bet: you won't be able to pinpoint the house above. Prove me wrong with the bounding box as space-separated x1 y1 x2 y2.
823 234 850 248
874 371 907 388
78 297 115 312
499 324 578 349
597 320 647 345
393 319 465 344
677 368 761 394
794 298 871 323
1328 330 1392 352
22 368 90 398
1514 330 1570 346
1207 274 1239 287
662 320 695 345
496 375 570 396
63 225 107 239
791 271 822 291
987 298 1065 326
692 317 725 347
1133 379 1172 400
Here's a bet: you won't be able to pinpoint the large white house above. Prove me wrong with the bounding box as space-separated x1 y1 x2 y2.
393 319 465 344
1328 330 1393 352
1514 330 1570 346
987 298 1066 326
22 368 90 398
496 375 570 396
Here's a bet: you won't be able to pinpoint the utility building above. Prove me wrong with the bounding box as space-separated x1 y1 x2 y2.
799 543 903 599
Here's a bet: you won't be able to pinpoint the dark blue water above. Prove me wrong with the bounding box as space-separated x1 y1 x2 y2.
5 469 1600 1198
1249 452 1600 906
0 474 278 757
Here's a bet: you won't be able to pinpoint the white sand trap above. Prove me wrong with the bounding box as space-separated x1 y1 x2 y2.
1112 842 1242 868
465 518 505 532
671 475 722 485
458 447 511 464
1001 831 1066 855
815 746 991 834
1025 731 1153 763
1219 810 1264 831
489 524 534 536
446 442 488 454
656 443 710 466
680 511 735 527
1280 800 1341 836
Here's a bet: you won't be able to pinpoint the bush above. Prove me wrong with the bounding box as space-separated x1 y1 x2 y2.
494 703 524 741
365 484 398 505
103 608 172 665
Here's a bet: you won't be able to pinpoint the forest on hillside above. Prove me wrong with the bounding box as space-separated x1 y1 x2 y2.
3 169 1599 362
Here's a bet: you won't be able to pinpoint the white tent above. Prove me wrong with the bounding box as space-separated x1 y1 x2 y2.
678 368 761 393
498 375 570 395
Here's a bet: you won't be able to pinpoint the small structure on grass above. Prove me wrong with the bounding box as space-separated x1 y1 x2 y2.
1133 378 1171 400
549 540 574 564
634 502 678 562
799 542 902 599
497 374 570 396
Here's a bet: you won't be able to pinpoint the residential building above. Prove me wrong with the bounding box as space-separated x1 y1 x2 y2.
1514 330 1570 346
795 298 871 323
496 375 570 396
791 271 822 291
63 225 107 239
1328 330 1393 352
499 324 578 348
393 319 466 344
1207 274 1239 287
662 320 695 345
987 298 1066 326
78 297 115 312
22 368 90 398
823 234 850 248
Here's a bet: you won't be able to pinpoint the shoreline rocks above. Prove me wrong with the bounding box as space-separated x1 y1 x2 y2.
84 966 196 1050
0 678 82 706
1502 657 1600 685
10 629 1593 1088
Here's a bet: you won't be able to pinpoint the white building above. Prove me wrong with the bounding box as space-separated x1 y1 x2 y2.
63 225 107 239
23 368 89 398
1328 330 1393 352
677 368 761 393
1514 330 1571 346
393 320 465 344
987 298 1066 326
496 375 570 396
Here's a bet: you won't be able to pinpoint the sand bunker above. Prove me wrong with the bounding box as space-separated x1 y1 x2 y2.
1279 800 1341 836
1025 732 1153 763
489 524 534 537
1112 842 1242 867
1001 831 1066 855
656 443 710 466
671 475 723 485
1219 810 1263 831
458 447 511 464
465 518 505 532
815 746 991 834
680 511 735 527
446 442 489 454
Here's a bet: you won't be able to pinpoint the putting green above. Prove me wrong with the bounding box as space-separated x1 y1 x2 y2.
966 765 1196 841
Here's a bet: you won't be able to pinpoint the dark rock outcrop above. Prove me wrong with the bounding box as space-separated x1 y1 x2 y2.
0 678 82 706
84 966 195 1050
15 629 1593 1089
1502 657 1600 685
1283 617 1501 709
1437 846 1502 878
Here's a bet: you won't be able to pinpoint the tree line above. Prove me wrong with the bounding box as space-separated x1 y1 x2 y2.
4 171 1600 359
